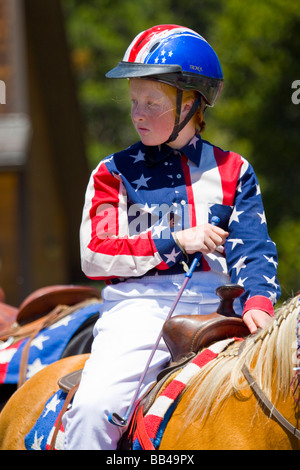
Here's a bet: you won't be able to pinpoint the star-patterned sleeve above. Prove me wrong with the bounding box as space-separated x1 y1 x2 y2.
80 157 175 280
224 159 280 315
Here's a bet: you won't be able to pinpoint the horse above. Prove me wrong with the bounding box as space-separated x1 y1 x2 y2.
158 294 300 450
0 294 299 450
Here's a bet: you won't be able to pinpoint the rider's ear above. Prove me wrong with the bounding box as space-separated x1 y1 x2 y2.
181 99 194 119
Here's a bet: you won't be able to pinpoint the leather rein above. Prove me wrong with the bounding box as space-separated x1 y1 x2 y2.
238 341 300 439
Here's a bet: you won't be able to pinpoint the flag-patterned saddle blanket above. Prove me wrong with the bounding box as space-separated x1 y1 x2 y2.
25 337 239 450
0 301 102 385
25 389 68 450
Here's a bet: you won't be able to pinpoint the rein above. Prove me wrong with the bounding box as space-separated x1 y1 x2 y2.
242 363 300 439
239 336 300 440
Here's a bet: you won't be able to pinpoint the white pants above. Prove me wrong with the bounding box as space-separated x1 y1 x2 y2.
62 271 234 450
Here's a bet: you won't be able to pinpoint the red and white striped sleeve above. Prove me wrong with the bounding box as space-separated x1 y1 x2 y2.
80 160 167 280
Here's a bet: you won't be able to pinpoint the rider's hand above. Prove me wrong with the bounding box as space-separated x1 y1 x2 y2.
173 223 229 255
243 309 273 334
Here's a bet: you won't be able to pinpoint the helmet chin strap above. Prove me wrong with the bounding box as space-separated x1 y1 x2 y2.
166 91 202 144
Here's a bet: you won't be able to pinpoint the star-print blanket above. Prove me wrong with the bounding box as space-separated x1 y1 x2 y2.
25 389 68 450
0 302 102 384
25 337 238 450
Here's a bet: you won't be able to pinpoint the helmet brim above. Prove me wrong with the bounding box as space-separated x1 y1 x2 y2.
106 61 223 107
105 61 182 79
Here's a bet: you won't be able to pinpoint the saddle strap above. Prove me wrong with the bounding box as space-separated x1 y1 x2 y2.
49 383 80 450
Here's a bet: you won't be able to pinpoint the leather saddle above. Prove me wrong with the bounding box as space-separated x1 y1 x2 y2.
0 284 102 342
0 284 102 388
58 284 250 393
162 283 249 364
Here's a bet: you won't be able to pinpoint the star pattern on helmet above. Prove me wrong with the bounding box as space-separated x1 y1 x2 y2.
154 48 174 64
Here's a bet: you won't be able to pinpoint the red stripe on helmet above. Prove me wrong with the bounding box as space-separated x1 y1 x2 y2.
127 24 180 63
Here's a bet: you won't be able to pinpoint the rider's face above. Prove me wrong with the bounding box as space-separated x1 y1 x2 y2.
130 78 176 146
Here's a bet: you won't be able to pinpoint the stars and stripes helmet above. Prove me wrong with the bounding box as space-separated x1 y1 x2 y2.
106 24 223 108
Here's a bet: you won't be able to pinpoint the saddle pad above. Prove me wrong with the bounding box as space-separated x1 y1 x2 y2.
132 337 238 450
0 302 102 384
25 389 67 450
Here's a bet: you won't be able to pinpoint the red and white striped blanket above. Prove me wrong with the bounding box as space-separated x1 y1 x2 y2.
132 337 238 450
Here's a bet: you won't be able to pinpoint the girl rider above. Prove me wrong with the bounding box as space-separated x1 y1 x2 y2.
63 25 280 450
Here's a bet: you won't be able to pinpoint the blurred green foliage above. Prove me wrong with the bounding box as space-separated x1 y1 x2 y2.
62 0 300 300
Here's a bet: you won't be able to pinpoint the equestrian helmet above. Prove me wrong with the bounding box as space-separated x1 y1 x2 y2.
106 24 223 107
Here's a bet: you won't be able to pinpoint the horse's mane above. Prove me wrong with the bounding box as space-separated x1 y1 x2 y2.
183 294 300 425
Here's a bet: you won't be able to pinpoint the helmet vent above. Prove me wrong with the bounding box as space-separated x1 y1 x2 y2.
149 42 160 53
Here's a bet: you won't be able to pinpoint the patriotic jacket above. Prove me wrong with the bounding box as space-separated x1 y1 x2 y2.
80 133 280 315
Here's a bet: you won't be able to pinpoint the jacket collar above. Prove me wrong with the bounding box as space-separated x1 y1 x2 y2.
142 133 202 167
178 133 202 166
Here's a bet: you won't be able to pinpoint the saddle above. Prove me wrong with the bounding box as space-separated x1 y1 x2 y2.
162 284 249 364
58 284 250 393
0 284 102 388
0 284 102 342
